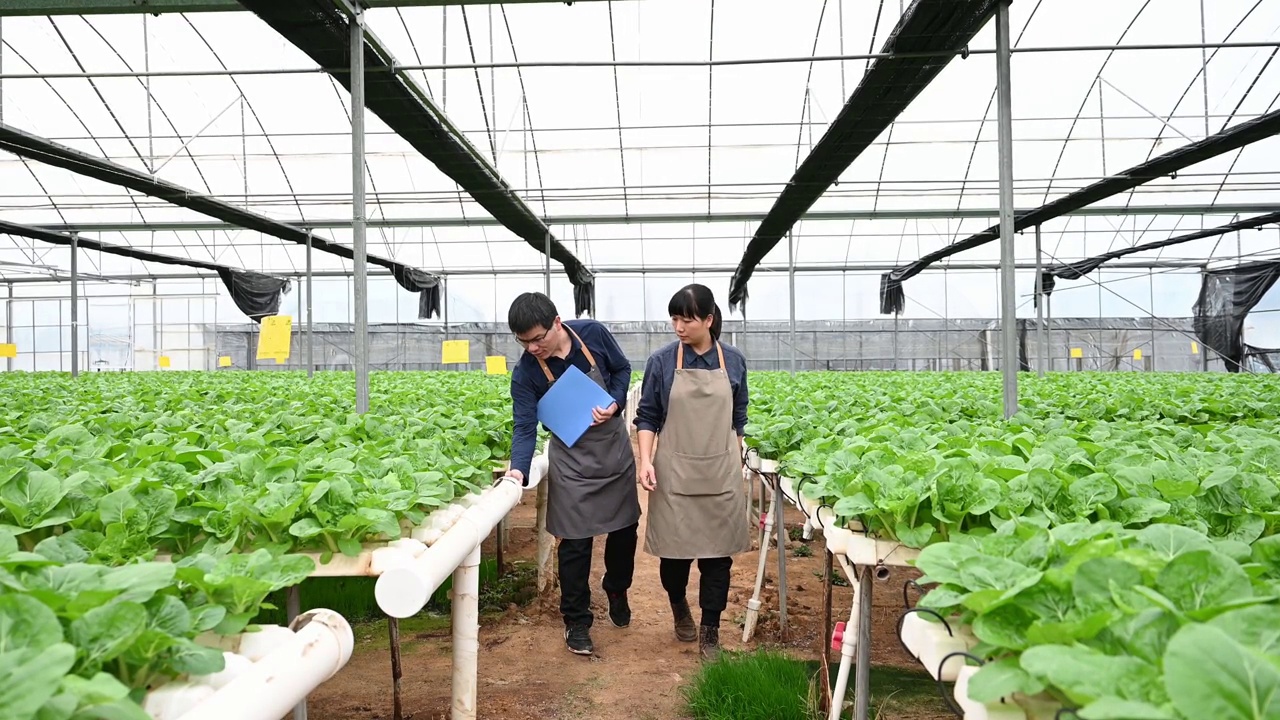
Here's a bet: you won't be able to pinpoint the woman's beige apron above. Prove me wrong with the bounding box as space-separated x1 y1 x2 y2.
643 342 750 559
538 326 641 540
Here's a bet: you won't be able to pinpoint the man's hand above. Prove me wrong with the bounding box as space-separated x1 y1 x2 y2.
638 462 656 491
591 402 619 427
507 468 526 486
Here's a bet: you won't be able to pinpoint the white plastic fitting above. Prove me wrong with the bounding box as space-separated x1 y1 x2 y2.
899 613 971 682
174 609 354 720
375 477 525 618
953 665 1027 719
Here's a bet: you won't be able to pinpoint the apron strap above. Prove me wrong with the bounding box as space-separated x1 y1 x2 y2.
535 324 599 384
677 341 727 374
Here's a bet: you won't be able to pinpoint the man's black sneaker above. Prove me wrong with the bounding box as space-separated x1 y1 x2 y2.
564 624 594 655
606 590 631 628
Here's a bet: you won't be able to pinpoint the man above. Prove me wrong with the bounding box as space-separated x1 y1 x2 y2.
506 292 640 656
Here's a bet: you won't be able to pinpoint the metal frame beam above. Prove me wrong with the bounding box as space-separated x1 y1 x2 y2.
37 203 1279 234
0 0 607 17
0 258 1223 284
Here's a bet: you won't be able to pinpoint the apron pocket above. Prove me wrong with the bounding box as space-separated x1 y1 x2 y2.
667 450 740 497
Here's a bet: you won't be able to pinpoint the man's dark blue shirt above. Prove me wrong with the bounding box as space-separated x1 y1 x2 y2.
509 319 631 478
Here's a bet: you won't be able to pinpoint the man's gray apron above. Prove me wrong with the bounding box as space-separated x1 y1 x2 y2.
539 326 641 540
644 342 750 559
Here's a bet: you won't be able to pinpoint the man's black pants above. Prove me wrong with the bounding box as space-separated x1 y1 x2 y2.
558 523 639 628
659 556 733 628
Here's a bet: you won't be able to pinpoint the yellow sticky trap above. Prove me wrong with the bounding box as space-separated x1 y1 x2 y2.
218 356 232 368
159 356 171 369
442 340 470 364
257 315 293 361
1070 348 1083 359
1133 349 1143 361
1191 342 1200 355
485 355 508 374
0 344 15 358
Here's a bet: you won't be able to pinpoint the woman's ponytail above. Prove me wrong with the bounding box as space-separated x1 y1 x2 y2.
711 303 723 341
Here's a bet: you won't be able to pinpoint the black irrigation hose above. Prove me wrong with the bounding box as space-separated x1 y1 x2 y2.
936 652 986 718
902 579 926 610
894 606 953 659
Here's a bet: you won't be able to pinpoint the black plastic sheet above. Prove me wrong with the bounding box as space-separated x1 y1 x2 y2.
0 122 443 318
881 109 1280 313
1193 260 1280 372
0 218 289 323
238 0 594 317
728 0 1000 310
1039 211 1280 299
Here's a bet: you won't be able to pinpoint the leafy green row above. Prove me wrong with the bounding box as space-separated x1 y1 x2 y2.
0 372 513 561
913 522 1280 719
1 528 313 720
745 372 1280 547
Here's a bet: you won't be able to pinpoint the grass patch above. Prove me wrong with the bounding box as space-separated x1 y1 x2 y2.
683 650 948 720
684 650 817 720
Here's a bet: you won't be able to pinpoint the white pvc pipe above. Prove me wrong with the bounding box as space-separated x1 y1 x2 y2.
376 477 527 618
742 470 776 642
451 545 482 720
174 609 354 720
829 557 860 720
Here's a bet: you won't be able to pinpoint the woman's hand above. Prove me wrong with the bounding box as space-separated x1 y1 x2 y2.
638 461 657 491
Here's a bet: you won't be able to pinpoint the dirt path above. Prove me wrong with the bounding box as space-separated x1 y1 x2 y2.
306 459 937 720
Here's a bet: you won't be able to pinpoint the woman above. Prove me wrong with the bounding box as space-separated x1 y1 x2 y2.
634 283 750 661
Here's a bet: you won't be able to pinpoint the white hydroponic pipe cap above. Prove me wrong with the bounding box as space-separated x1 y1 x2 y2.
375 477 524 618
173 609 354 720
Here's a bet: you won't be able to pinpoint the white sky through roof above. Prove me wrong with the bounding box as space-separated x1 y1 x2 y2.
0 0 1279 325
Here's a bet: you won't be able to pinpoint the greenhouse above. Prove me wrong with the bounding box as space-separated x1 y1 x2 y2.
2 1 1280 719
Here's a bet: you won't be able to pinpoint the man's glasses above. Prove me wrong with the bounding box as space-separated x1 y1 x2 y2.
516 328 551 347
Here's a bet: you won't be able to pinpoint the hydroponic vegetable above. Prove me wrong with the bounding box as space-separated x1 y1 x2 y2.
0 372 512 558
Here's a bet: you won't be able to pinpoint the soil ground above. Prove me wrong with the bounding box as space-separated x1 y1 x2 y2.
306 441 950 720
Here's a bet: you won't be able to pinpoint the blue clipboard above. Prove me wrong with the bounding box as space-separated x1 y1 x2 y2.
536 364 616 448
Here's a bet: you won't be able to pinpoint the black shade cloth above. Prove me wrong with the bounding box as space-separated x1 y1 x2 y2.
1039 212 1280 301
0 122 442 319
881 108 1280 313
728 0 1000 310
238 0 594 317
1193 260 1280 372
0 218 289 321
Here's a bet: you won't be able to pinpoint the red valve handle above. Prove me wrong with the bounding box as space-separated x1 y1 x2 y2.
831 621 846 650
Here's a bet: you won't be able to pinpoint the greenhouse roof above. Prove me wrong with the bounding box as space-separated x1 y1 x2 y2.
0 0 1278 293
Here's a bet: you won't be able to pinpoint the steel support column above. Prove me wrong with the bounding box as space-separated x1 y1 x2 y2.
351 4 370 413
5 282 12 372
996 0 1018 417
788 231 796 375
306 230 314 378
70 232 79 377
1035 225 1045 377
